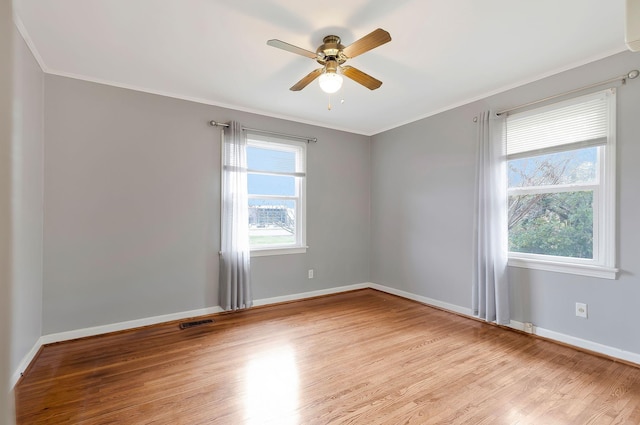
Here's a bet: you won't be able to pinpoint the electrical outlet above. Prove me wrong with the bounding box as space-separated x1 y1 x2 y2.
308 269 314 279
576 302 588 318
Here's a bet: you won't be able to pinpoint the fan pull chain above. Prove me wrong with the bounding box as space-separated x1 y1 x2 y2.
327 88 344 110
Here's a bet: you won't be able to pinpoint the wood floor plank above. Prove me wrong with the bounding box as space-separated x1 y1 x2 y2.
15 289 640 424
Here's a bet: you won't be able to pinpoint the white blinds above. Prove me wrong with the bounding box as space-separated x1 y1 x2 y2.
246 134 306 177
506 89 613 157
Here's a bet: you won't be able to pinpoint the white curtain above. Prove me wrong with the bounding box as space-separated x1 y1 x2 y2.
472 111 510 325
220 121 252 311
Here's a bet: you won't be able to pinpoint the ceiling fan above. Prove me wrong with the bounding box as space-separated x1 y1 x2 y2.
267 28 391 94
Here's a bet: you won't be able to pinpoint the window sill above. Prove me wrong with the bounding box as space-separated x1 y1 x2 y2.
250 246 307 257
508 257 618 279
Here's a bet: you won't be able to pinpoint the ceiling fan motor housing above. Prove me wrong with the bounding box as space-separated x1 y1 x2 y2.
316 35 347 65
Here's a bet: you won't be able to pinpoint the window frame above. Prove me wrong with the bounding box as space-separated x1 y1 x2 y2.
245 134 307 257
506 89 618 279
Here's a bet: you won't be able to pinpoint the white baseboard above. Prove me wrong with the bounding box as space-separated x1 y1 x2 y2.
509 319 640 365
369 283 474 316
12 283 369 388
10 339 42 389
252 283 369 307
39 305 225 346
508 319 527 332
11 305 224 389
13 282 640 389
370 283 640 366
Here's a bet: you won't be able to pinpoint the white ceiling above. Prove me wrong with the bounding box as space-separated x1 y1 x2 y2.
15 0 628 135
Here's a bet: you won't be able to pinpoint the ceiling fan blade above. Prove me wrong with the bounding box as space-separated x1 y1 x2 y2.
267 39 318 59
290 68 323 91
342 28 391 59
341 66 382 90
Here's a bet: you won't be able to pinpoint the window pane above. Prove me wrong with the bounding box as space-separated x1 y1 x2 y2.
508 191 593 258
247 146 296 173
248 199 296 247
248 173 295 196
508 147 597 188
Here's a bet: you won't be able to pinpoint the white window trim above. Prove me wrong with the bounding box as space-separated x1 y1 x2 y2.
246 135 307 256
251 246 308 257
508 256 618 279
506 89 617 279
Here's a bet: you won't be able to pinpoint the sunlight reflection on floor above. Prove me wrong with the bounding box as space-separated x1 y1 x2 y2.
244 345 300 425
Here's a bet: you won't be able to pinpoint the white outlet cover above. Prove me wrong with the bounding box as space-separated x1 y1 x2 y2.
576 302 588 318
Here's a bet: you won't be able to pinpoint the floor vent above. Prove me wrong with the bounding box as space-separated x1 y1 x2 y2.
179 319 214 329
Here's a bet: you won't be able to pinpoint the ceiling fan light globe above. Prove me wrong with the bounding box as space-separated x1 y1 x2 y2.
319 72 343 94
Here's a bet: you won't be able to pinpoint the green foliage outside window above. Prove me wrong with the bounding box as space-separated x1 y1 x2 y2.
508 191 593 258
507 148 596 259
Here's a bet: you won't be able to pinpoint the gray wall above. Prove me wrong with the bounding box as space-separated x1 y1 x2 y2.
2 1 16 423
43 75 370 334
370 103 477 308
11 26 44 377
371 50 640 355
16 22 639 364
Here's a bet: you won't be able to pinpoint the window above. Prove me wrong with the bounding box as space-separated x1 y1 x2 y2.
246 133 306 256
506 89 617 279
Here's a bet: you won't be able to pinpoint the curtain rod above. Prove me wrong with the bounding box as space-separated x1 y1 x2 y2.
209 121 317 143
496 69 639 116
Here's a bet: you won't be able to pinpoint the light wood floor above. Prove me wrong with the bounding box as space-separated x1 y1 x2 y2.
15 289 640 424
